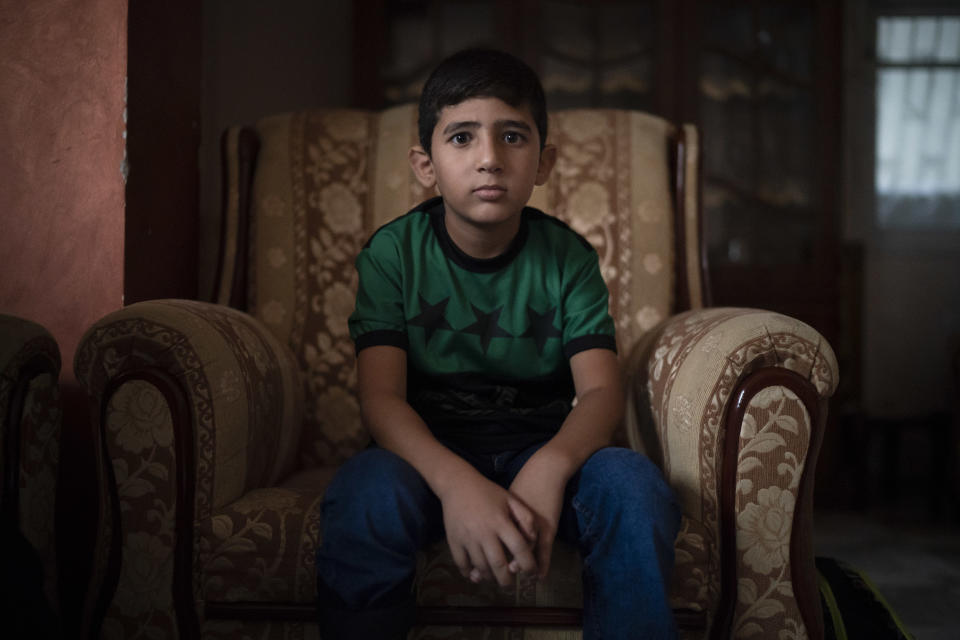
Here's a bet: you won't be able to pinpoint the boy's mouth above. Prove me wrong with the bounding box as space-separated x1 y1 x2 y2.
473 185 506 200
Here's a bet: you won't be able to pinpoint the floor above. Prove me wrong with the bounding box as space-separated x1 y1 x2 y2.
814 500 960 639
811 405 960 638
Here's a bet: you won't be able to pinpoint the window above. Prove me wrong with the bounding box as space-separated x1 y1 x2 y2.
875 15 960 228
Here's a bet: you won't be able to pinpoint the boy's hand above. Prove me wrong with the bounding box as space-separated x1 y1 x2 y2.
439 471 539 587
507 450 568 580
506 348 625 579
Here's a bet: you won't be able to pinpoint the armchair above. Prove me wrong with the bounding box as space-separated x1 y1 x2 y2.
76 105 838 639
0 314 63 630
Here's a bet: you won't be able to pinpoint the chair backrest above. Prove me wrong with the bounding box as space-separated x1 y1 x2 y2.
217 104 705 469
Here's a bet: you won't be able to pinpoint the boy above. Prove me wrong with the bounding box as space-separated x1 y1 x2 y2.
316 48 679 639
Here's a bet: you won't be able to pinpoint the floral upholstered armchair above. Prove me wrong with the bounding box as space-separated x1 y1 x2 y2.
76 105 838 640
0 314 63 625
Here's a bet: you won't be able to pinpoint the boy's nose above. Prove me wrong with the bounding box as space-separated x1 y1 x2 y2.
477 136 503 173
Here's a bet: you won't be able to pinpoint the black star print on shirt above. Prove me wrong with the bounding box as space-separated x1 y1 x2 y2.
462 304 512 353
522 306 562 354
408 294 452 344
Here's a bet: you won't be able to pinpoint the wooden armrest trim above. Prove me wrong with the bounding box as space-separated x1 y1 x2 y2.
712 367 826 640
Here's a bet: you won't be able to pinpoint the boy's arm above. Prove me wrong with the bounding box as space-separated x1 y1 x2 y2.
508 347 624 578
356 344 539 586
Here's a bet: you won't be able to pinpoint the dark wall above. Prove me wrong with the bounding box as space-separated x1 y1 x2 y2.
0 1 128 633
198 0 354 300
0 0 127 372
125 1 202 304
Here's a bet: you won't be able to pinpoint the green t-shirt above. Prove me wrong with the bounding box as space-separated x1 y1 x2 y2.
349 196 616 452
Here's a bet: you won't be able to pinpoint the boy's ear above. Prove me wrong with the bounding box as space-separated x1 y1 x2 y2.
408 145 437 189
535 144 558 186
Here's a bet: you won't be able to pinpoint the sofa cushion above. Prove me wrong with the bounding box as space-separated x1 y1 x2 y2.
197 467 335 604
197 471 710 616
197 465 584 609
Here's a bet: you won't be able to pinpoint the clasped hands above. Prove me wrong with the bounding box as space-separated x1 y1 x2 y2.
440 455 566 588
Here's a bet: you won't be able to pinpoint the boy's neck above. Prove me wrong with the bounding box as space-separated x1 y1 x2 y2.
442 207 523 260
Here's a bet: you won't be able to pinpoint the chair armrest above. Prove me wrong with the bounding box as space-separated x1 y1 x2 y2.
624 307 838 639
0 314 61 381
74 299 304 639
0 314 62 611
1 314 62 506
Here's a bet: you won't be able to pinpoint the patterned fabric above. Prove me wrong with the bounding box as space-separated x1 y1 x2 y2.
246 109 421 470
536 109 677 351
98 380 179 640
733 387 813 638
18 373 62 612
74 300 305 640
0 314 62 614
195 477 583 609
197 468 333 604
625 307 838 635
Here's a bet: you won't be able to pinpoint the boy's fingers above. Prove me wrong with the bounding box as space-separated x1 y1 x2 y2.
500 526 538 576
481 539 515 587
507 496 537 542
465 544 490 582
449 544 471 578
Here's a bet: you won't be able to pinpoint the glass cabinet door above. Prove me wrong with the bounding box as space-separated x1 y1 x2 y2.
699 3 819 267
365 0 660 112
690 0 841 345
537 0 658 111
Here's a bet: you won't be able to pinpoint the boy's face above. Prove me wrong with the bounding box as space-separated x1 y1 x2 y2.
409 97 555 252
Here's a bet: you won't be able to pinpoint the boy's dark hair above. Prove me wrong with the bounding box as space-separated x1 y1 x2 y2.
417 48 548 156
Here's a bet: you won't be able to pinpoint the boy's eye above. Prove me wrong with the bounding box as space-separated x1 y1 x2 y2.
503 131 525 144
450 132 471 145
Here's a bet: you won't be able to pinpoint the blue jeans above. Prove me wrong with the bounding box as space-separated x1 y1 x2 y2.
316 441 680 639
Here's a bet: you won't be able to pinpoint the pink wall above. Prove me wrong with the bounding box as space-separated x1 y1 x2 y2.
0 0 127 380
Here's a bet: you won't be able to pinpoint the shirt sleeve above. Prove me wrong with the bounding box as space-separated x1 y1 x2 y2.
560 248 617 359
348 232 409 353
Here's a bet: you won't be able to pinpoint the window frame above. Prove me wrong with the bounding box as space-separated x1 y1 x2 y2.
847 1 960 251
